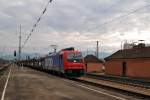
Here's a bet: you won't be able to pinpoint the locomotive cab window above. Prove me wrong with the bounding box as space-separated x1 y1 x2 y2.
67 52 83 63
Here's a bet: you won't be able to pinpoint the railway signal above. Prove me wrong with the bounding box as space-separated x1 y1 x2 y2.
14 50 16 57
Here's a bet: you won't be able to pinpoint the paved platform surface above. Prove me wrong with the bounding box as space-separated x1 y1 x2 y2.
0 65 123 100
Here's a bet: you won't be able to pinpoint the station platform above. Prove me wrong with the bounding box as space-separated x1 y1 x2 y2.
0 65 121 100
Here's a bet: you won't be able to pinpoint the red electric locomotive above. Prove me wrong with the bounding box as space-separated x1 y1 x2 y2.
59 47 85 76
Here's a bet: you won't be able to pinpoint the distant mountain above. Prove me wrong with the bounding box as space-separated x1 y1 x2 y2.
0 58 8 65
0 51 45 60
0 58 7 62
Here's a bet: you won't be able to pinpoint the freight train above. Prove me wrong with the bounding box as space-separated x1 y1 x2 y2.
19 47 85 77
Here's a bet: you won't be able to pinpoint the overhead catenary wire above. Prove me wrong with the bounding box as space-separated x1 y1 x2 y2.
21 0 53 50
27 0 123 54
21 0 150 53
86 4 150 33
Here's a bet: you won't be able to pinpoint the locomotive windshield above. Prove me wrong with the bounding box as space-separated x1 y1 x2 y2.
67 52 83 63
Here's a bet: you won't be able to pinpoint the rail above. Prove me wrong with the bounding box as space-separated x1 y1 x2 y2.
86 74 150 88
70 77 150 99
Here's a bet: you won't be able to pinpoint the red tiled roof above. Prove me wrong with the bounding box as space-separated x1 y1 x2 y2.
84 55 104 63
105 47 150 60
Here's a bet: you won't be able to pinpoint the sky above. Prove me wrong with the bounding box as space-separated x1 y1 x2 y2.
0 0 150 59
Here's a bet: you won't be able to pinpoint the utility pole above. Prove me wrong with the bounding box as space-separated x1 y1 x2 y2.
96 41 99 58
18 25 22 61
86 49 89 55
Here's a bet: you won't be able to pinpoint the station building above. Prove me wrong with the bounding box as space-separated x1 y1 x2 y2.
105 43 150 79
84 55 104 73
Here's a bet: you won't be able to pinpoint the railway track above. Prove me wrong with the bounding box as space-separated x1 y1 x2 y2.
69 75 150 99
86 74 150 88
